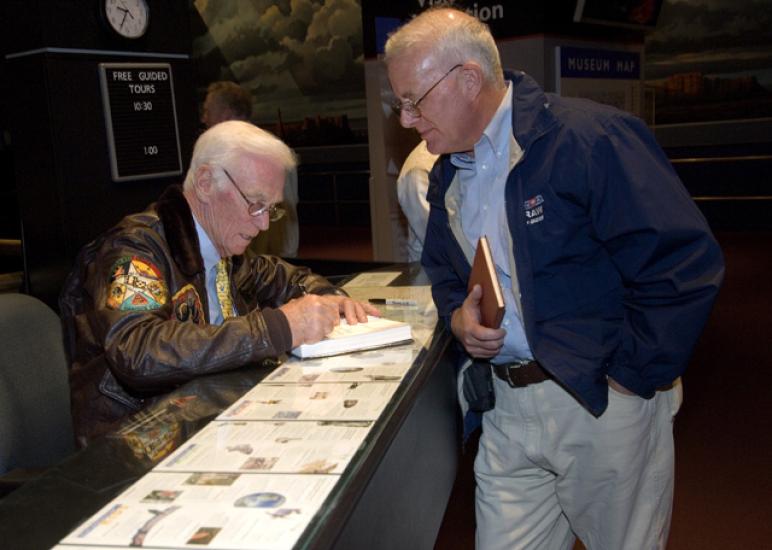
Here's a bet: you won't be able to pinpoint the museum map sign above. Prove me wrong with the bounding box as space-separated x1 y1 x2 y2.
99 63 182 182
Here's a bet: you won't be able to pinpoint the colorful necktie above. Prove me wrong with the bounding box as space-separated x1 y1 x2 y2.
214 258 234 320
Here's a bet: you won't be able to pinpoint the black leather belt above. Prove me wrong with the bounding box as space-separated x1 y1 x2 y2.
492 360 550 388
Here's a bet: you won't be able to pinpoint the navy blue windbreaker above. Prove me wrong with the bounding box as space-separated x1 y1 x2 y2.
422 71 725 416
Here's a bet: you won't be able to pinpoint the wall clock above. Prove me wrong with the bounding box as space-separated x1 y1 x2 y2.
102 0 150 39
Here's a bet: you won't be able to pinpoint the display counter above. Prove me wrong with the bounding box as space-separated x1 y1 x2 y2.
0 265 460 549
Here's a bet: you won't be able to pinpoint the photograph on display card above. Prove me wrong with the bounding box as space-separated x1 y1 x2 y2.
156 420 372 475
219 381 400 422
266 345 415 384
59 472 338 550
264 361 409 384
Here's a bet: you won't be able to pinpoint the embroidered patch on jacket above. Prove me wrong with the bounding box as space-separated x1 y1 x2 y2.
106 256 169 311
523 194 545 225
171 284 204 325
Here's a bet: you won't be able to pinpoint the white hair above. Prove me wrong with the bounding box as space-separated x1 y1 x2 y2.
183 120 297 191
384 7 504 88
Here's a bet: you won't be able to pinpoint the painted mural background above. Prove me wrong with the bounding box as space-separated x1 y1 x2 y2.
190 0 771 141
192 0 366 146
644 0 772 125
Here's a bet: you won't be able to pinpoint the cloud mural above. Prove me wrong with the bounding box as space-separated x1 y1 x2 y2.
193 0 365 125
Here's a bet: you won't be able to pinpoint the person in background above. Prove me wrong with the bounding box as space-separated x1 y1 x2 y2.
202 81 299 257
385 8 724 550
60 121 378 446
396 140 438 262
200 81 252 127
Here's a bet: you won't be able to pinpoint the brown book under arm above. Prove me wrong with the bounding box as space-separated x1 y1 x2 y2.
467 235 505 328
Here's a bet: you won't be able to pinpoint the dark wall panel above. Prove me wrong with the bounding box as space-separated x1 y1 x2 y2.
2 0 196 307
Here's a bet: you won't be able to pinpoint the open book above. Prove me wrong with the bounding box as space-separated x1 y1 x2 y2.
290 315 413 359
468 235 505 328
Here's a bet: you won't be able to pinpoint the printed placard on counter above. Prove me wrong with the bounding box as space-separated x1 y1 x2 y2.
99 62 183 182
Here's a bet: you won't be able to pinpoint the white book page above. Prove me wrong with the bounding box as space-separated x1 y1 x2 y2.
291 315 412 358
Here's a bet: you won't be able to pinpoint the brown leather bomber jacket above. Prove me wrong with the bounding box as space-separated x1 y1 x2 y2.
59 185 341 446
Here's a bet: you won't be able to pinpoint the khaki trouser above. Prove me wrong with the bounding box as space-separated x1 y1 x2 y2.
475 376 683 549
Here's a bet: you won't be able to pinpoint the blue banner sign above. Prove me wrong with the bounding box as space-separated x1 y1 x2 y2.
560 46 640 80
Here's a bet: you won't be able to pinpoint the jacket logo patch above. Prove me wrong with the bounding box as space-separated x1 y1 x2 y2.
172 284 204 325
106 256 168 311
524 194 544 225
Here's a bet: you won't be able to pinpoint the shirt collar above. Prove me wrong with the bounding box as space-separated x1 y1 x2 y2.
193 217 220 274
451 81 513 169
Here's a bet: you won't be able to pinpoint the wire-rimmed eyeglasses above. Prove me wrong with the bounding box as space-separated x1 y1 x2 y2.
391 63 463 118
221 167 285 222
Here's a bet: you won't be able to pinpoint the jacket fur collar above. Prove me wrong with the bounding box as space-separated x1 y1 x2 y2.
155 184 203 277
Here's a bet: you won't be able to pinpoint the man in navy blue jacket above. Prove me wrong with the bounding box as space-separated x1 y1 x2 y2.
386 8 724 550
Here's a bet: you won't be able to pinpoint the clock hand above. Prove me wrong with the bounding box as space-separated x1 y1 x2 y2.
119 10 128 29
118 0 134 19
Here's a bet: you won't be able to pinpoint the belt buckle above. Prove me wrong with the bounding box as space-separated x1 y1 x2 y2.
504 361 530 388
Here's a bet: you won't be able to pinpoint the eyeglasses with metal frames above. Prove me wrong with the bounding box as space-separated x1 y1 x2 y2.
391 63 463 118
221 167 285 222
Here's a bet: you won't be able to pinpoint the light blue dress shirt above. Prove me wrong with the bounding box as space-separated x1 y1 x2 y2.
450 83 533 363
194 219 227 325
